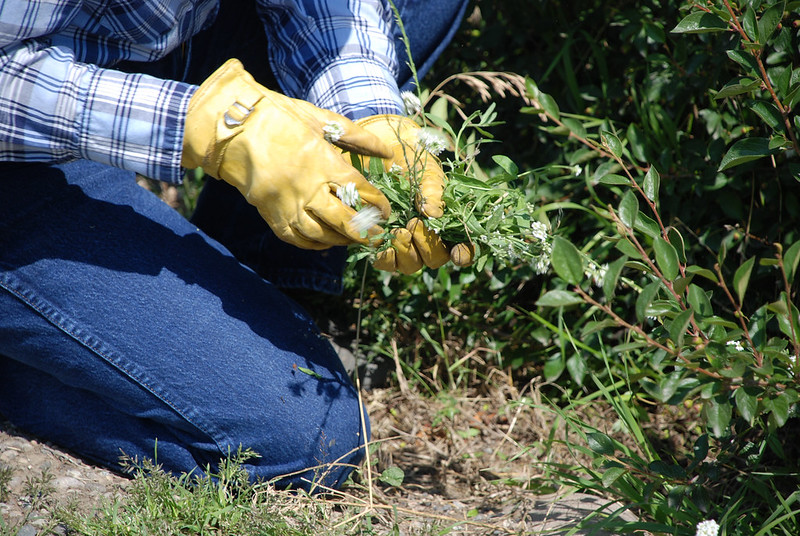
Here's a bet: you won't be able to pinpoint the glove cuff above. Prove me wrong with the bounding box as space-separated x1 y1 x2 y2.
181 59 265 176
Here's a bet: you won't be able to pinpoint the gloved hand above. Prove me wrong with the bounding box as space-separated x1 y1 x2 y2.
182 59 393 250
353 114 474 274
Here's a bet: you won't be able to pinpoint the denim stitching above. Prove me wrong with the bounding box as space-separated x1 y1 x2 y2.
0 273 231 456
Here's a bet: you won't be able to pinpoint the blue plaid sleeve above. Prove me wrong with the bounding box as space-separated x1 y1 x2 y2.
0 41 195 183
258 0 405 120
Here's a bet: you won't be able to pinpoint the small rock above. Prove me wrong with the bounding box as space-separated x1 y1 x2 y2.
16 525 38 536
53 476 85 492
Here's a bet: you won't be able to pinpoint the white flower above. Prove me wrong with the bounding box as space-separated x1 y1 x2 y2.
571 165 583 177
695 519 719 536
530 221 549 243
585 263 608 287
323 120 345 143
532 242 552 274
401 91 422 115
389 163 403 175
533 253 550 274
726 340 745 352
336 182 360 207
350 205 383 233
416 129 447 156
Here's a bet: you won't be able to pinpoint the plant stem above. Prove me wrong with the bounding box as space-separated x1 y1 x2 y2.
721 0 800 155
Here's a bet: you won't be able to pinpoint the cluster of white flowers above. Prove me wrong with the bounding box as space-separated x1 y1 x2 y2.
527 221 552 274
585 262 608 287
416 129 447 156
726 340 745 352
336 182 360 208
401 90 422 115
322 120 345 143
695 519 719 536
531 221 549 243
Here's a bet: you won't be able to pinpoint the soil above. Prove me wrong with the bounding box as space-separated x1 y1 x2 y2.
0 380 638 535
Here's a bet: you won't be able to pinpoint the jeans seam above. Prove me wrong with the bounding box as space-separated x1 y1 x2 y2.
0 273 231 456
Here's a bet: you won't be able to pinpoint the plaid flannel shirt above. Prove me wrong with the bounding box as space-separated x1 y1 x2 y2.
0 0 403 183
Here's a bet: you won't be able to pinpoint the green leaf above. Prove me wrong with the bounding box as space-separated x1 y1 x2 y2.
719 137 772 171
705 396 732 437
766 394 790 427
733 256 756 304
562 117 587 139
672 275 693 296
600 130 623 158
671 12 729 34
297 366 322 379
597 173 630 186
566 353 587 386
633 212 662 239
750 101 784 131
618 190 639 229
735 387 758 424
714 78 762 99
758 2 785 44
379 466 405 487
669 308 694 348
536 290 584 307
492 155 518 177
601 467 627 488
784 240 800 283
726 49 760 75
667 227 687 262
543 356 565 381
688 284 713 317
686 265 719 283
636 281 661 323
587 432 616 455
538 93 560 120
550 237 584 285
643 167 660 202
648 460 687 479
743 6 758 42
603 256 628 301
626 123 648 162
654 237 680 280
616 239 643 260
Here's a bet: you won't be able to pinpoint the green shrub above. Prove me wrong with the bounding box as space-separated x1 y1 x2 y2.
348 0 800 532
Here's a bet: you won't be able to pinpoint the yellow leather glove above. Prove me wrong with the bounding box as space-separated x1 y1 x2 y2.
182 59 393 250
353 114 474 274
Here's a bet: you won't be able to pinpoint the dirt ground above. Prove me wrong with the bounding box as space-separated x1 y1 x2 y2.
0 380 638 535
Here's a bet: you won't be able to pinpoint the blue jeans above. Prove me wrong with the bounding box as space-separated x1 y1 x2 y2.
0 0 467 490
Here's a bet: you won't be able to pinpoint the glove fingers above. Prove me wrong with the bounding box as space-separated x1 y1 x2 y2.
450 242 476 267
338 174 391 220
292 101 393 159
416 164 445 218
407 218 449 269
374 228 422 274
261 213 342 250
306 188 384 245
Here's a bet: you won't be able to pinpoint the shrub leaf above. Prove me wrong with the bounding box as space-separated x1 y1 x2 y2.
536 290 584 307
733 256 756 304
654 237 680 280
618 190 639 229
671 12 729 34
719 137 772 171
551 237 584 285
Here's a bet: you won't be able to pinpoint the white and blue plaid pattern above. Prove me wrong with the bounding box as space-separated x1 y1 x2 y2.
0 1 404 182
